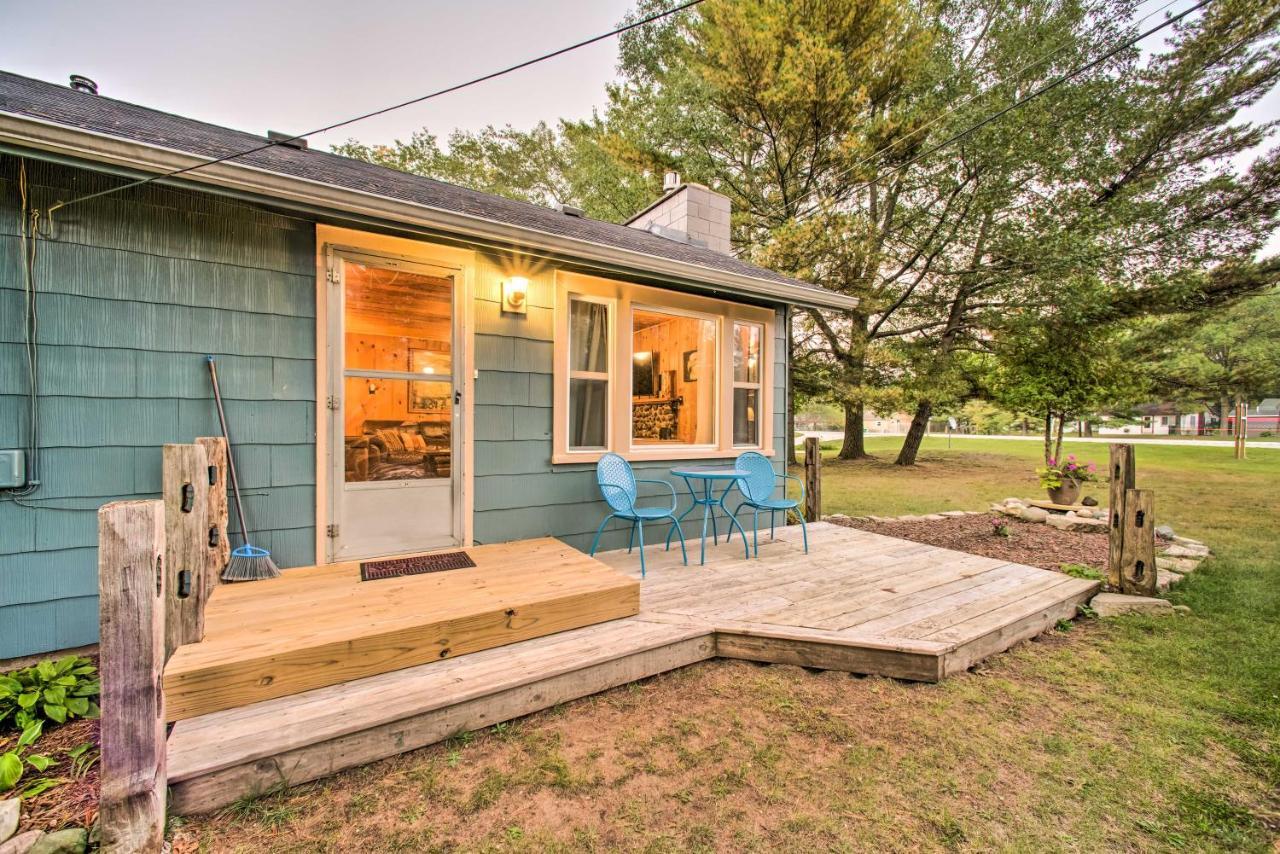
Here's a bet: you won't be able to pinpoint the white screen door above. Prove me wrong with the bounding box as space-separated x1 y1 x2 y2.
326 249 461 561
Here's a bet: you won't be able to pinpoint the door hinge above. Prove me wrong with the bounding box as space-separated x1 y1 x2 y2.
326 395 341 411
326 524 340 538
325 248 338 284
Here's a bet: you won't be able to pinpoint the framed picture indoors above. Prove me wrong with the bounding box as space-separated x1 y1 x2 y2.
682 349 700 383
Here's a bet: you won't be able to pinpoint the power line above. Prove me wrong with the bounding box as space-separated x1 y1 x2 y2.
790 0 1215 226
760 0 1181 223
48 0 705 214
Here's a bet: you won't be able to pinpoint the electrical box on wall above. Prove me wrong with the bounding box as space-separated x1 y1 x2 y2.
0 450 26 488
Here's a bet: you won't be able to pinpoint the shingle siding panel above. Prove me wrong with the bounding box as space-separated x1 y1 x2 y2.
0 157 317 658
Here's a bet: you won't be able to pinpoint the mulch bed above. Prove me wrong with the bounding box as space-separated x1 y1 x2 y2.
1 715 99 836
830 513 1110 572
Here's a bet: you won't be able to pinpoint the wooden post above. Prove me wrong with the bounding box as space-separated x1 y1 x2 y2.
195 436 230 593
1107 444 1135 590
803 436 821 523
98 500 167 854
1235 400 1247 460
163 443 210 659
1118 488 1157 596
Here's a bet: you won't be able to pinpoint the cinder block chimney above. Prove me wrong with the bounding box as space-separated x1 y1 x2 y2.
626 172 732 254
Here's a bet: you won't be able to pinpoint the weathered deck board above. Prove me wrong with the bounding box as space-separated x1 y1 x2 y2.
164 522 1098 813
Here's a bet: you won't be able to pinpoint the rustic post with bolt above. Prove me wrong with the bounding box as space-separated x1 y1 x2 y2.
98 499 168 854
1107 444 1135 590
803 436 821 523
1118 488 1157 596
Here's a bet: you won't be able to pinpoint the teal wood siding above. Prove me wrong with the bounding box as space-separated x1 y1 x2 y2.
0 158 316 659
471 255 788 553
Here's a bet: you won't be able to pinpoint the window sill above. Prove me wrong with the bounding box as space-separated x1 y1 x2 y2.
552 448 774 466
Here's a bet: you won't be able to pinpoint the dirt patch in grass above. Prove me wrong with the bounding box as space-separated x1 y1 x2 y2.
831 513 1110 572
3 716 100 835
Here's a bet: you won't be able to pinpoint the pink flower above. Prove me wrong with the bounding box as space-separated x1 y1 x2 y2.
1067 454 1076 461
1048 458 1056 466
1087 463 1097 472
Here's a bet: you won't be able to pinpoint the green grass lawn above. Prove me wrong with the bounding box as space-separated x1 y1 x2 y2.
184 438 1279 852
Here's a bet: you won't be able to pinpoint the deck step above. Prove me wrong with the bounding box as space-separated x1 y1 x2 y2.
163 538 640 721
167 618 714 813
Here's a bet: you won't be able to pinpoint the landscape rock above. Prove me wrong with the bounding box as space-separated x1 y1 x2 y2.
825 514 851 524
1173 604 1193 614
940 510 968 517
896 515 927 522
1163 544 1209 558
1045 512 1106 532
1172 535 1207 549
1157 555 1201 573
1155 524 1176 539
1082 495 1099 506
1156 569 1184 591
1002 497 1025 507
1019 506 1050 522
0 831 43 854
1090 592 1174 617
923 514 946 521
0 800 18 845
27 829 87 854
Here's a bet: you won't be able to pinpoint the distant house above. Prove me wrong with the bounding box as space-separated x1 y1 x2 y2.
0 71 855 659
1098 403 1208 436
1227 398 1280 437
864 411 917 435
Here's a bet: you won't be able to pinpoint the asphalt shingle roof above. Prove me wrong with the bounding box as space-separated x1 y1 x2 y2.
0 71 833 298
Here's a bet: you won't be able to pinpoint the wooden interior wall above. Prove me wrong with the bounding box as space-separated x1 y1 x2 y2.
631 314 716 445
342 265 452 436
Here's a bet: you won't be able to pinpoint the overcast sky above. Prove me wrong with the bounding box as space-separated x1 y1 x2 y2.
4 0 1277 251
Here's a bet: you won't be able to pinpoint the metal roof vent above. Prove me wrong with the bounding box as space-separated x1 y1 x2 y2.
557 203 585 217
69 75 98 95
663 171 681 192
267 131 308 150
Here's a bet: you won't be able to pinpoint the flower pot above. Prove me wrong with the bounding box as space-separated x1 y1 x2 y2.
1048 478 1081 505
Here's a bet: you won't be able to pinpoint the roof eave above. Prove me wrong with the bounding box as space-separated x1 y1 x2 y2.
0 111 859 312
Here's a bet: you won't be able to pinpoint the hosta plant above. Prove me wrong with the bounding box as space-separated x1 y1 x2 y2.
0 655 100 732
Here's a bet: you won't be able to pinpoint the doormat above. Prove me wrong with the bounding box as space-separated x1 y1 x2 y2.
360 551 477 581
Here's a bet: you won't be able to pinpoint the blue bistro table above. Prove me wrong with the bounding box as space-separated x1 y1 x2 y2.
667 466 751 564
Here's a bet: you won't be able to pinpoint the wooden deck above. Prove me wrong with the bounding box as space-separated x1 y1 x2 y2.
163 538 640 720
165 522 1097 813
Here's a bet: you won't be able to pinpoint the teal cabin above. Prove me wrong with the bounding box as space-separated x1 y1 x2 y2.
0 71 854 660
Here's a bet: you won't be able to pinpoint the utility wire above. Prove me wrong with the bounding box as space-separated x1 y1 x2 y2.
789 0 1215 225
759 0 1181 223
48 0 706 214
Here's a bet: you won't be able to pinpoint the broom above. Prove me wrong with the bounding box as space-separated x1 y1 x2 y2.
207 355 281 581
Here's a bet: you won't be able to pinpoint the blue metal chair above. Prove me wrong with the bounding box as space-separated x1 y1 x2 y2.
589 453 688 577
731 452 808 556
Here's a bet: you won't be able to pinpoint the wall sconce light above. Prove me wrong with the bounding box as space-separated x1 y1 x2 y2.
502 276 529 314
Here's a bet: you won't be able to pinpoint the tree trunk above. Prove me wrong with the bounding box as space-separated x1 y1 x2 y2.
1220 395 1231 436
1053 411 1066 464
1043 412 1053 464
1082 420 1093 438
1022 418 1029 436
838 401 870 460
894 400 933 466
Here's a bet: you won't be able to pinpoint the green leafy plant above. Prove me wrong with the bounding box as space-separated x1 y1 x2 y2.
0 719 51 792
1037 454 1101 490
991 519 1013 539
0 655 100 732
1061 563 1105 581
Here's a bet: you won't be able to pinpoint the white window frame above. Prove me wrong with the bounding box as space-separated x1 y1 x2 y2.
629 302 722 452
731 320 765 448
566 293 615 451
553 270 774 464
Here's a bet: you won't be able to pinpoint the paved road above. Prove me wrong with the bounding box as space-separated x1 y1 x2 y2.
797 430 1280 450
